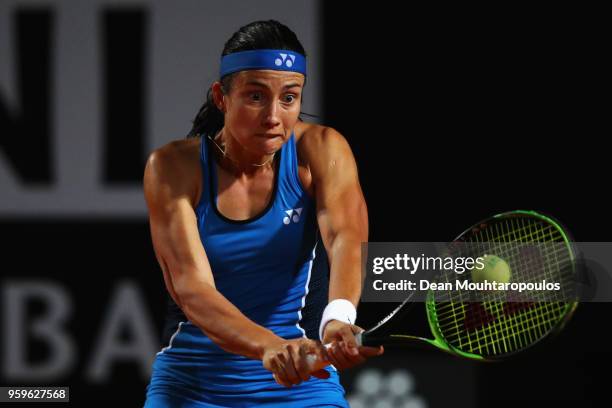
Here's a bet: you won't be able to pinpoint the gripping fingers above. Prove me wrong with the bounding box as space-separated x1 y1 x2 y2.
268 340 336 386
294 343 313 382
330 341 366 370
272 345 303 387
272 351 295 387
328 341 351 370
283 346 302 385
271 357 291 387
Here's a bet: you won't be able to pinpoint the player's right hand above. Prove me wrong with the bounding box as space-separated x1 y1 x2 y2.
322 320 384 371
262 338 330 387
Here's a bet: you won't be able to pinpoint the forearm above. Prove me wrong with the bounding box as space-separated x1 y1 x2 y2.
178 279 284 360
327 231 363 307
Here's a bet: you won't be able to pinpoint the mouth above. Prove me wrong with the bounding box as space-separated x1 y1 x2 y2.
257 133 283 138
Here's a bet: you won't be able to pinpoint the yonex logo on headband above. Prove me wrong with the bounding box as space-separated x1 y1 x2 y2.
275 53 296 68
220 49 307 78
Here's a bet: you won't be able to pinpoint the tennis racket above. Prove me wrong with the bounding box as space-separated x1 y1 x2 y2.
309 210 578 367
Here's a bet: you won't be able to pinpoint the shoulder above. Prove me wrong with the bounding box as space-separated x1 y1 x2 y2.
144 138 202 208
294 121 356 178
294 121 349 151
146 138 201 169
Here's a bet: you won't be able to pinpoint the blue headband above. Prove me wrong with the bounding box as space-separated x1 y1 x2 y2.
220 49 307 78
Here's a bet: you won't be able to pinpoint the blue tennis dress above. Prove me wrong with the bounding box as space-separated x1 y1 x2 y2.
144 133 348 407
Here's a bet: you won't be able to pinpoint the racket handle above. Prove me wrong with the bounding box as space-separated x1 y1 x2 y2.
356 331 384 347
305 343 332 371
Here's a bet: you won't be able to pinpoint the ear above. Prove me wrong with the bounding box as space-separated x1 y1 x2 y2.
211 81 226 112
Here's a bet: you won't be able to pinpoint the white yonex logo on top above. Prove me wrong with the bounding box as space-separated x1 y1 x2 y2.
283 208 302 224
275 53 296 68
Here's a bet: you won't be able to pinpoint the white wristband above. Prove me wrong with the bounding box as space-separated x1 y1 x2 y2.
318 299 357 341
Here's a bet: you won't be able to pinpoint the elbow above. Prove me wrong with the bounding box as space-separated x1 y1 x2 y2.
172 272 212 310
330 229 365 258
174 278 219 333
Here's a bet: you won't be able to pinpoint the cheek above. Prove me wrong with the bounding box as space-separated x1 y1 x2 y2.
278 106 300 126
284 115 300 129
226 108 258 131
227 103 254 122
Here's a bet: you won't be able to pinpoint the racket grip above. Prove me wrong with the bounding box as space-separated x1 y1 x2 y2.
305 343 332 371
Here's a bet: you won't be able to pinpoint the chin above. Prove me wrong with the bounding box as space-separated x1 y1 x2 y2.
263 147 280 156
258 136 283 153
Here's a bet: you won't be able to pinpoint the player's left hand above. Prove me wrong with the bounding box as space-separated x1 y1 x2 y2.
322 320 384 370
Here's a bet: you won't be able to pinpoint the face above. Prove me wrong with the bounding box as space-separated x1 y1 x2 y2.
213 69 305 156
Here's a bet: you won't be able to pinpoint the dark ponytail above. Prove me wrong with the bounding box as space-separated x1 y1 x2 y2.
186 79 230 139
186 20 311 139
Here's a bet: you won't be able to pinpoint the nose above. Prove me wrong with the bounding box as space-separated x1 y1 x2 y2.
262 100 281 128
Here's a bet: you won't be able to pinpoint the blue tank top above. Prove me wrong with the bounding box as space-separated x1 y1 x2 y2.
154 132 332 393
197 130 320 337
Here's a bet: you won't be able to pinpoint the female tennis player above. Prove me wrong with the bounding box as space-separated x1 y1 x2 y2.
142 20 383 407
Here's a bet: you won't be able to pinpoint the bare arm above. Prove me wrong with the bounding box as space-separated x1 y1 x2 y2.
306 127 383 370
308 127 368 307
143 144 283 360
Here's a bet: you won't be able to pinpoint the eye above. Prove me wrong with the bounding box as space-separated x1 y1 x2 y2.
283 94 297 103
249 91 263 102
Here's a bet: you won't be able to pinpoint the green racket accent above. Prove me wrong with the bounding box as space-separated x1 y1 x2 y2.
354 210 578 363
387 291 485 360
423 210 578 360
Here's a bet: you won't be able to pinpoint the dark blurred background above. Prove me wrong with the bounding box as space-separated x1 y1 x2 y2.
1 1 607 407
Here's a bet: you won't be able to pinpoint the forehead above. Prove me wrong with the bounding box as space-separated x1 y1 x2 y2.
232 70 305 89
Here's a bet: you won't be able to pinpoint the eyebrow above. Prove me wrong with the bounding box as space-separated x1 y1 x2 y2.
245 81 302 90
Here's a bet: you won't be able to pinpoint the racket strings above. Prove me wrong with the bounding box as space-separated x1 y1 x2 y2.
430 216 575 358
433 236 571 312
432 242 571 310
438 301 567 355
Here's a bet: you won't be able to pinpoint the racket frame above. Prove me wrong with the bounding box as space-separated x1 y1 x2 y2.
356 210 579 362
